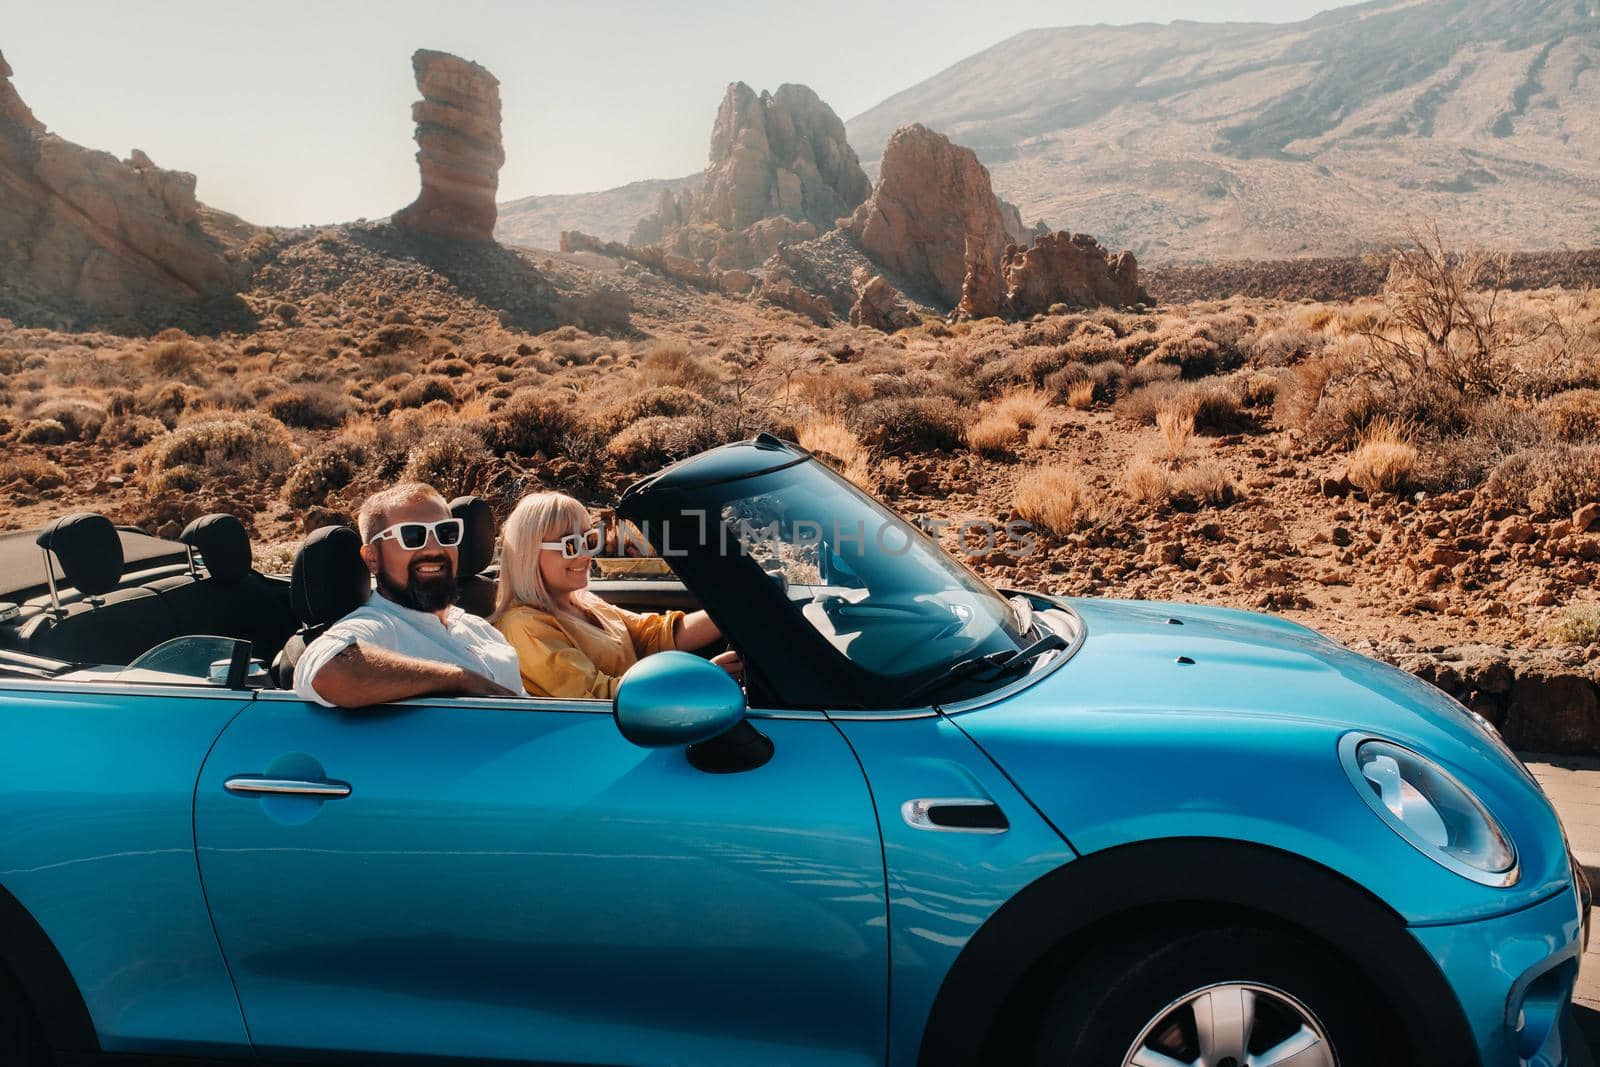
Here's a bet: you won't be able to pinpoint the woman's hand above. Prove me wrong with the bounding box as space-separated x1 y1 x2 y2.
710 649 743 681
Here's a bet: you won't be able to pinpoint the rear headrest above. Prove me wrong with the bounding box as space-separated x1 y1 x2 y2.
36 512 122 596
180 513 252 584
450 495 496 577
290 526 369 627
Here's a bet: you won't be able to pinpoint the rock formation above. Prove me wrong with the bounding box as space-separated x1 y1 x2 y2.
629 83 870 269
842 124 1011 307
998 231 1144 316
393 50 504 243
0 48 246 322
956 235 1003 320
848 267 919 332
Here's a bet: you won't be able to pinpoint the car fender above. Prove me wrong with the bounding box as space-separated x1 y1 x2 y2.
915 837 1478 1067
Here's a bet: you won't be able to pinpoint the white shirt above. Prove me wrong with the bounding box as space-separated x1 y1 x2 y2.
294 592 527 706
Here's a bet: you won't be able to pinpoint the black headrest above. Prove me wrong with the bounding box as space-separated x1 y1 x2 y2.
450 495 496 577
36 512 122 596
180 513 252 584
290 525 369 627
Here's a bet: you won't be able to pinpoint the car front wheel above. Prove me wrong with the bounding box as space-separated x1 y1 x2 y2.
0 967 49 1067
1031 923 1383 1067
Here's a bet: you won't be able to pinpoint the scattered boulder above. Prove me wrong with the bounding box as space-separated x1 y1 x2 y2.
999 231 1145 315
0 48 247 323
393 50 504 243
759 269 833 324
630 83 869 269
842 124 1011 307
848 267 919 332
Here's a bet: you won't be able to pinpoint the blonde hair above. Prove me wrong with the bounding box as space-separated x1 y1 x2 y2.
492 491 614 635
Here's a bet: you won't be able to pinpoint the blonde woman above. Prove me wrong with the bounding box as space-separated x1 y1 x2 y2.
492 492 739 699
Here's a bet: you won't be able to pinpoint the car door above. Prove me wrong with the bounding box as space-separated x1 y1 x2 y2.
193 690 888 1067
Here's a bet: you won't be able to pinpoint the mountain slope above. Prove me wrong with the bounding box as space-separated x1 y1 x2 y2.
845 0 1600 262
496 174 699 250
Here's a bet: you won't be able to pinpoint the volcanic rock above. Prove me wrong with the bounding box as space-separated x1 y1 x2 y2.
842 124 1010 307
848 267 918 332
956 234 1003 319
0 48 246 322
999 231 1145 314
393 50 504 243
630 82 869 269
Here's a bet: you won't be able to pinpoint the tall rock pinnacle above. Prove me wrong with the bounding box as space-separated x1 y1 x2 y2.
393 50 504 243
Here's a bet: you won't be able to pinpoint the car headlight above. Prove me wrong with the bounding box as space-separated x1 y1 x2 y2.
1339 735 1518 887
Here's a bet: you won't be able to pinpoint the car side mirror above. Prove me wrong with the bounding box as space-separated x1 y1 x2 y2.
614 651 747 748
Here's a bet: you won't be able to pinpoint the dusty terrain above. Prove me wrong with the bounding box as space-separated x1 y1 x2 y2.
1 221 1597 742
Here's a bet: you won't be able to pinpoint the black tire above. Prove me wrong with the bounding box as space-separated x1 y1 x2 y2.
0 968 49 1067
1031 922 1384 1067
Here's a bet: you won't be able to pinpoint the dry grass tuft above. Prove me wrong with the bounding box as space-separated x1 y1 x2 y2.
1347 418 1418 495
1123 455 1173 505
992 388 1052 429
1066 379 1096 410
1156 406 1195 460
0 455 67 489
1549 603 1600 646
1013 464 1095 535
796 415 873 488
1172 461 1236 507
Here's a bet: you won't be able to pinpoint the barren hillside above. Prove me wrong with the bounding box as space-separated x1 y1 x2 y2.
846 0 1600 262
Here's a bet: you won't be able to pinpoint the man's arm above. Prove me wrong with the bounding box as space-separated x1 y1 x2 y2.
306 642 517 708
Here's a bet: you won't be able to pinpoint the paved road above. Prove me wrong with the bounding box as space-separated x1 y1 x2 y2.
1522 754 1600 1063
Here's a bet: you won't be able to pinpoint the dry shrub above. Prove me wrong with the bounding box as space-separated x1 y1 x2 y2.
967 414 1021 457
16 419 67 445
1123 455 1172 505
1415 399 1548 492
0 455 67 489
638 342 722 396
1541 389 1600 443
607 415 716 471
994 388 1051 429
98 414 168 447
262 386 349 429
483 390 582 458
33 398 107 441
1484 445 1600 516
1347 418 1418 495
1245 323 1322 366
1157 407 1195 460
401 424 493 498
796 415 872 487
598 386 713 433
1118 379 1247 434
1549 603 1600 646
142 338 206 378
1066 379 1096 410
1047 359 1128 404
395 374 458 409
1172 461 1236 508
139 413 295 496
1013 465 1095 534
1026 423 1053 449
848 396 965 455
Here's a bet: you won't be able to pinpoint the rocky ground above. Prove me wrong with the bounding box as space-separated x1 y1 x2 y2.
1 219 1597 748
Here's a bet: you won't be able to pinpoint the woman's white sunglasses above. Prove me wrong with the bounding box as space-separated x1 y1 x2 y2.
367 518 465 551
541 528 604 559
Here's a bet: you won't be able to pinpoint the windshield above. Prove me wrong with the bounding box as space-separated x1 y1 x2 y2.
700 459 1028 685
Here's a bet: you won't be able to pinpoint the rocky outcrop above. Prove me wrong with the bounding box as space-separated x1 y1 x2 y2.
997 231 1144 316
393 50 504 243
0 48 246 323
629 83 869 269
842 124 1010 307
956 234 1003 320
849 267 919 332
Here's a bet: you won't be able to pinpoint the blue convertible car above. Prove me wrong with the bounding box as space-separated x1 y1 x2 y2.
0 435 1588 1066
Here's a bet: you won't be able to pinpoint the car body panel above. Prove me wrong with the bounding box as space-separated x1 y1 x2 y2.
829 713 1075 1067
194 692 888 1066
954 597 1572 923
0 682 250 1053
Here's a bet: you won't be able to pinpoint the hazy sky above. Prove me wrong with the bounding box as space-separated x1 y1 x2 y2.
7 1 1336 226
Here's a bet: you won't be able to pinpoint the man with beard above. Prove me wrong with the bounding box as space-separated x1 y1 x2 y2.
294 483 526 708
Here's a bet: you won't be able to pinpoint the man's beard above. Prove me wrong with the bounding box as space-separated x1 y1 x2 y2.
378 555 458 613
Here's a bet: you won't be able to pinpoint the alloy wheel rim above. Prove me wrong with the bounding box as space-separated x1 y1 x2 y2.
1119 981 1336 1067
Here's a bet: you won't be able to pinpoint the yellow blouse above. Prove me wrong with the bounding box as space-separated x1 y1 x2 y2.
493 598 683 700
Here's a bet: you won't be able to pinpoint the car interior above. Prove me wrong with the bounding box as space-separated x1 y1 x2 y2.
0 495 707 690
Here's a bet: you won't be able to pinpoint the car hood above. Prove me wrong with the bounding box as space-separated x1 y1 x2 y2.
951 597 1573 922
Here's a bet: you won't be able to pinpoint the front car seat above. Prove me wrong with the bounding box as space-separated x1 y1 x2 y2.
271 525 370 688
450 495 498 618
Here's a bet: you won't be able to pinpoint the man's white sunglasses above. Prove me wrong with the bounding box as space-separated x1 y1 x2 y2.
541 528 604 560
367 518 464 551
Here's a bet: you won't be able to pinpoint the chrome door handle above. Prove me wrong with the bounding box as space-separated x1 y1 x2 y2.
224 776 351 798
